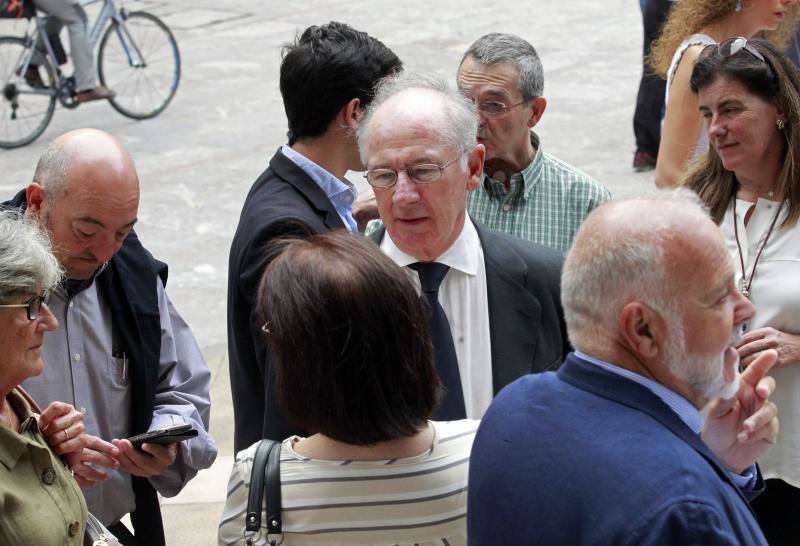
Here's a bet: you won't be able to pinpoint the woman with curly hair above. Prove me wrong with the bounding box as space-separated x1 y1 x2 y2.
650 0 797 188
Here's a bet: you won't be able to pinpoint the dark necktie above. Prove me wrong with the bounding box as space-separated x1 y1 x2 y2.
409 262 467 420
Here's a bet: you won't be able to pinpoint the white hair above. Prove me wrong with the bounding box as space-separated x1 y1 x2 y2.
357 71 478 166
0 210 63 301
561 189 711 350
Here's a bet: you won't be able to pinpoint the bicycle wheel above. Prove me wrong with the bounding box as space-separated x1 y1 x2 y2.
0 36 56 149
98 11 180 120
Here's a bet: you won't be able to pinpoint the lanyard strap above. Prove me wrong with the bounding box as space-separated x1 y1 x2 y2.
733 198 783 298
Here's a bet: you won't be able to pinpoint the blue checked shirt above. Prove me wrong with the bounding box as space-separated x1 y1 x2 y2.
467 133 610 252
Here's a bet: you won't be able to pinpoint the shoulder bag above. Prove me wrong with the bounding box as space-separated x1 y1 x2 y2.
243 439 283 546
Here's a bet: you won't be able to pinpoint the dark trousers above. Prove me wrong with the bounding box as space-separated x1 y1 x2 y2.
633 0 673 157
751 478 800 546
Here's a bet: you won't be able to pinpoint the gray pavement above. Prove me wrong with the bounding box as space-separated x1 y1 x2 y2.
1 0 655 543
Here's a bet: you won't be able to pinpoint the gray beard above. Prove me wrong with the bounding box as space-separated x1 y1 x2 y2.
663 328 742 403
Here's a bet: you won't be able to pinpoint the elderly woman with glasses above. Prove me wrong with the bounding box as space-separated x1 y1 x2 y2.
0 210 102 544
682 37 800 546
219 231 478 546
649 0 798 188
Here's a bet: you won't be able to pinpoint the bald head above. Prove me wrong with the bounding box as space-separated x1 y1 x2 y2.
357 71 478 164
33 129 139 203
356 72 486 262
561 189 722 349
563 189 757 408
26 129 140 279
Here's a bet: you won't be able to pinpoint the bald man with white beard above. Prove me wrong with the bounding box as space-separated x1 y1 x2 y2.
469 190 779 546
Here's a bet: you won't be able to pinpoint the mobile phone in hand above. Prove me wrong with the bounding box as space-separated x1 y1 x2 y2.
127 424 198 448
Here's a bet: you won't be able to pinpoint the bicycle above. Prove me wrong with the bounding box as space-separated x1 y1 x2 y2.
0 0 180 148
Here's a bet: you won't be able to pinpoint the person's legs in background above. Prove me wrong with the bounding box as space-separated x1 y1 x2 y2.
751 478 800 546
632 0 672 171
43 15 69 65
32 0 114 102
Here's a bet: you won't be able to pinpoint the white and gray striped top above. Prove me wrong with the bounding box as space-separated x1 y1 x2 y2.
218 419 479 546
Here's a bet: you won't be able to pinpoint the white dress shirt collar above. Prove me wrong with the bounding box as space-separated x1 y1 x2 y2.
380 216 479 275
380 215 492 418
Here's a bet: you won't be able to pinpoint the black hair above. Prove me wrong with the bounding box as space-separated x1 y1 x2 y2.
279 22 402 145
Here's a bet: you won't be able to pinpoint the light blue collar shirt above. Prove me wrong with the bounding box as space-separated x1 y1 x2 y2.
281 145 358 232
576 351 703 433
575 351 756 488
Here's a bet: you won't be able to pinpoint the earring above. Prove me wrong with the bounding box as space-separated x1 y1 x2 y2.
735 0 743 12
777 119 786 130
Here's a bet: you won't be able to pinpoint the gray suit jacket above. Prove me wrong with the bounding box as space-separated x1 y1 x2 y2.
370 219 570 395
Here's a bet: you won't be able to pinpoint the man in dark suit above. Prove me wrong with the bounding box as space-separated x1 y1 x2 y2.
228 22 402 452
468 192 779 545
358 71 569 421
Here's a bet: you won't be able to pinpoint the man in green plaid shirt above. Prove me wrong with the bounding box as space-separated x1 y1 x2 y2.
458 33 610 252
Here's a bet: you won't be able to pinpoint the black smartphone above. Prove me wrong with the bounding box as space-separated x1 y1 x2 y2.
127 424 198 448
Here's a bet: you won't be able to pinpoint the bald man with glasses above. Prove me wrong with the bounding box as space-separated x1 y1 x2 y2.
359 71 570 421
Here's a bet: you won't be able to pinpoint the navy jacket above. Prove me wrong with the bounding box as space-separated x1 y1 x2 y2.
467 353 767 546
227 148 347 452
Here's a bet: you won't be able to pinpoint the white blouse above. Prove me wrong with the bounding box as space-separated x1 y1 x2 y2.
721 198 800 488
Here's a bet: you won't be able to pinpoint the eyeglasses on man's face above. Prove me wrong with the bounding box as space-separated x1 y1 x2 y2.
0 292 48 321
475 99 530 117
364 151 466 188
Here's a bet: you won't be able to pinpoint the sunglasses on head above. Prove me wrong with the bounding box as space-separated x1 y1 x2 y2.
700 37 768 65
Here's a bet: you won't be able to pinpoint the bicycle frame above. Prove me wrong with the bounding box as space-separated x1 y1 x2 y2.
13 0 145 95
82 0 146 69
11 15 59 98
83 0 119 49
2 0 179 147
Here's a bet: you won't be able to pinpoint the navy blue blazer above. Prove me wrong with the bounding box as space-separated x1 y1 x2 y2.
227 148 347 453
468 353 767 546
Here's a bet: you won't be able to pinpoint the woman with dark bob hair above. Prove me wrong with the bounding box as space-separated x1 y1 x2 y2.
683 37 800 545
219 231 478 546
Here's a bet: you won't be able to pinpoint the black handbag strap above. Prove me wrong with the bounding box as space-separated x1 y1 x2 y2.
264 441 283 536
244 439 283 545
